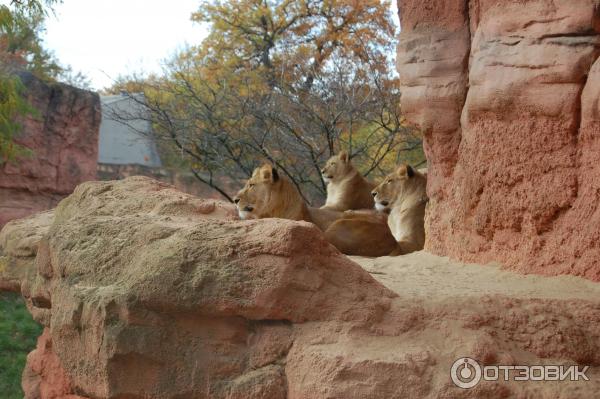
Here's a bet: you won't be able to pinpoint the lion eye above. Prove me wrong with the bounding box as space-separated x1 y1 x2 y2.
386 180 392 185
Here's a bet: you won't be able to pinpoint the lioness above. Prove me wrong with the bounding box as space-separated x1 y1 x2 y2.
323 212 398 257
234 164 343 231
321 151 374 211
325 164 427 256
372 164 427 255
234 164 393 256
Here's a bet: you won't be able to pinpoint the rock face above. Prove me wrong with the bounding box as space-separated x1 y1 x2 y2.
397 0 600 281
22 328 86 399
0 210 53 291
0 72 100 229
1 177 598 398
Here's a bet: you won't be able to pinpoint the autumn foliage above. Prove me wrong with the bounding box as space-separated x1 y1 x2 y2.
108 0 425 203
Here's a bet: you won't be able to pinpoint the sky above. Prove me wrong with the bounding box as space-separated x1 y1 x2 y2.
2 0 399 91
43 0 209 90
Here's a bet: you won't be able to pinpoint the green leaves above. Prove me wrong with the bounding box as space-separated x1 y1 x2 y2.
0 1 62 80
0 73 35 164
0 0 60 164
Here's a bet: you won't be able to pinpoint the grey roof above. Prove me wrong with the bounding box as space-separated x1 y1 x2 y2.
98 93 162 167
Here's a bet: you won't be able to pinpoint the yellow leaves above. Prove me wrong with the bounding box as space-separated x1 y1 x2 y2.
0 73 35 164
400 116 412 128
192 0 396 82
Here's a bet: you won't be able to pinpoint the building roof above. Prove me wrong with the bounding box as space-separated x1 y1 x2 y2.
98 93 162 167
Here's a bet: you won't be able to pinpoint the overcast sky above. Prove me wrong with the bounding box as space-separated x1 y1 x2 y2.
43 0 208 90
2 0 399 91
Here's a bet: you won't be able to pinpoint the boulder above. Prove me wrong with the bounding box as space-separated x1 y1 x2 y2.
14 177 393 398
397 0 600 281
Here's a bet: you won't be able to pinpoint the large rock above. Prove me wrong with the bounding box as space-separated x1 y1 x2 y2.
2 177 598 398
0 72 100 229
13 177 394 398
397 0 600 281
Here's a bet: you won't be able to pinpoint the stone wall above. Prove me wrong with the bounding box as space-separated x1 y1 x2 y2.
0 72 100 228
397 0 600 281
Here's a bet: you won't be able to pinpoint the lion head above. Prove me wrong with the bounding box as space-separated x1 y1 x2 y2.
371 164 420 212
321 151 353 184
234 165 280 219
233 164 306 220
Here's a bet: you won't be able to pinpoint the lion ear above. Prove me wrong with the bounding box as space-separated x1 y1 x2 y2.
396 164 414 178
262 165 279 182
339 151 349 163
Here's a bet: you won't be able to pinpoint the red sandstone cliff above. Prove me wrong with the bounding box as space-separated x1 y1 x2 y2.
0 72 100 228
397 0 600 281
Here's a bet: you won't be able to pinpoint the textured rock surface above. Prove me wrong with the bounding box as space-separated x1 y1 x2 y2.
1 177 598 398
22 328 86 399
397 0 600 281
0 71 100 228
0 210 53 291
287 254 600 398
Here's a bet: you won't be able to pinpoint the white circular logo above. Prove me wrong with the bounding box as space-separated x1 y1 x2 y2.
451 357 482 389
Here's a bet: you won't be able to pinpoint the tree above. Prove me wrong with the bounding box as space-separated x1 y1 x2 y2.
0 0 62 78
0 0 58 164
0 0 92 164
109 0 425 203
192 0 395 89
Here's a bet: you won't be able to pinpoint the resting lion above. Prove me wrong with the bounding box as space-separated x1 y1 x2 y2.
234 164 343 231
325 164 427 256
234 164 393 256
320 151 374 211
374 164 427 255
